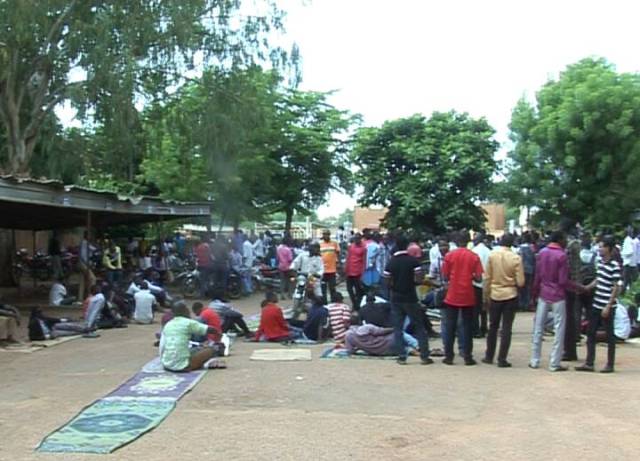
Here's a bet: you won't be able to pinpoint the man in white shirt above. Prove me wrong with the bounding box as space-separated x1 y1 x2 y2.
472 234 491 338
621 226 638 291
291 243 324 298
241 237 255 294
252 233 265 260
133 282 157 324
49 278 75 306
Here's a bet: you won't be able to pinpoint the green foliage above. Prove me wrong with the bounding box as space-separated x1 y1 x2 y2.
140 68 357 230
259 89 358 230
504 58 640 228
353 112 498 235
0 0 287 174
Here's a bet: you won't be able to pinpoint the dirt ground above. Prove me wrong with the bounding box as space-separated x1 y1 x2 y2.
0 290 639 461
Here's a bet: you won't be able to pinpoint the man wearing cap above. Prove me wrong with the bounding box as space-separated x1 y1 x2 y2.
320 229 341 304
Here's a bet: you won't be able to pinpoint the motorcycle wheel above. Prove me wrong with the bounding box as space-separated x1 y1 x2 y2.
182 277 199 298
227 278 242 299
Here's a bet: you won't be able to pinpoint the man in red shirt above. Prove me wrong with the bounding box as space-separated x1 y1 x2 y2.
195 235 213 298
192 302 222 342
442 231 483 365
254 292 293 342
346 233 366 310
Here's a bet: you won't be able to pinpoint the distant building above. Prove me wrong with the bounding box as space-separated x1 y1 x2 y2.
353 206 388 232
481 203 506 236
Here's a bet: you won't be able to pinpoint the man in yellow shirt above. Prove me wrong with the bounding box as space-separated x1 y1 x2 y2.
320 230 341 304
482 233 525 368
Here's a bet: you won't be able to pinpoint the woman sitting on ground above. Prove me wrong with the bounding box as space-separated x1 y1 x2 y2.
160 302 220 372
254 292 303 342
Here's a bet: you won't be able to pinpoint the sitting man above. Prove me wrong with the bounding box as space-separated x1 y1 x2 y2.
327 292 352 344
344 323 419 356
83 285 125 330
359 293 392 327
254 292 302 342
160 302 221 372
192 301 222 343
209 289 252 337
49 277 76 306
133 281 157 324
295 294 329 341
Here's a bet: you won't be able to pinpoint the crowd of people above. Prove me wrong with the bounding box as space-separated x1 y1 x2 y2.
2 223 638 377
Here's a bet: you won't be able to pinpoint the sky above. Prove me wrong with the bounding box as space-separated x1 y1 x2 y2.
271 0 640 218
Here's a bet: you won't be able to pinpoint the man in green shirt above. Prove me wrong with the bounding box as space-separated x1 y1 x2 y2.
160 302 220 372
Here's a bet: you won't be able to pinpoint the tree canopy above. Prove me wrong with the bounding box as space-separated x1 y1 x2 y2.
503 57 640 228
0 0 287 175
353 112 498 235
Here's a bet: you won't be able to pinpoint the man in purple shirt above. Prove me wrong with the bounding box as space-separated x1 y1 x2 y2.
529 231 572 372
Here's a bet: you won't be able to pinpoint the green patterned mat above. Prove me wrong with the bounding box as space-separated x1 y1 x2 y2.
37 398 175 454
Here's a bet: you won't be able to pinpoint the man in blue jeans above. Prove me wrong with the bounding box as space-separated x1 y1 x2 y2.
383 233 432 365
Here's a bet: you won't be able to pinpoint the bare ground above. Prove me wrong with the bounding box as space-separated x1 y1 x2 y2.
0 292 639 461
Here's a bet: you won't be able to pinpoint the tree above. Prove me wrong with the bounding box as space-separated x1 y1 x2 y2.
260 90 358 232
141 66 281 227
504 57 640 228
0 0 287 175
353 112 498 235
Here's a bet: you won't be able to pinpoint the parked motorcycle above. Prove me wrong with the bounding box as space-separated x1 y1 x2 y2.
11 249 51 284
252 263 281 292
177 267 242 300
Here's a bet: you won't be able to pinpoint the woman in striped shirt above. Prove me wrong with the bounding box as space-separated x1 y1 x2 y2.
576 236 621 373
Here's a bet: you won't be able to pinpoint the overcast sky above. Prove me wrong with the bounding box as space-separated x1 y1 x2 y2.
274 0 640 218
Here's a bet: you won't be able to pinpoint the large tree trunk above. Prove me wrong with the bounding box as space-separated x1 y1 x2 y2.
8 136 35 176
284 208 293 236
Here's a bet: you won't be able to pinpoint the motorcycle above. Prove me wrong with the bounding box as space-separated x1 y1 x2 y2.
178 267 243 300
290 274 319 319
252 263 281 292
12 249 52 284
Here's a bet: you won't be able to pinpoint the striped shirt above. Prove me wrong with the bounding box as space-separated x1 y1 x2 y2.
327 302 351 342
593 259 621 310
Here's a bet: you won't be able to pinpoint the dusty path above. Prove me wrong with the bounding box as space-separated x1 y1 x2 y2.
0 294 638 461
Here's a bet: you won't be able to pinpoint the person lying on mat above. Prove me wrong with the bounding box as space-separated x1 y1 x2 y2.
254 292 303 342
344 324 419 357
160 302 221 372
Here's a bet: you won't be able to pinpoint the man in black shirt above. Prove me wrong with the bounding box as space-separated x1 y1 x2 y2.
383 233 432 365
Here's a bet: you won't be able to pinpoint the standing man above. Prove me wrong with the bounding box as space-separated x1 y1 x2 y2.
242 235 255 295
253 232 265 261
576 236 621 373
621 226 637 291
195 235 213 298
48 231 63 280
530 231 572 372
441 231 483 366
277 237 294 300
320 229 340 304
383 233 431 365
518 233 536 310
78 230 96 302
472 233 491 338
345 233 366 310
482 233 524 368
564 231 582 361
